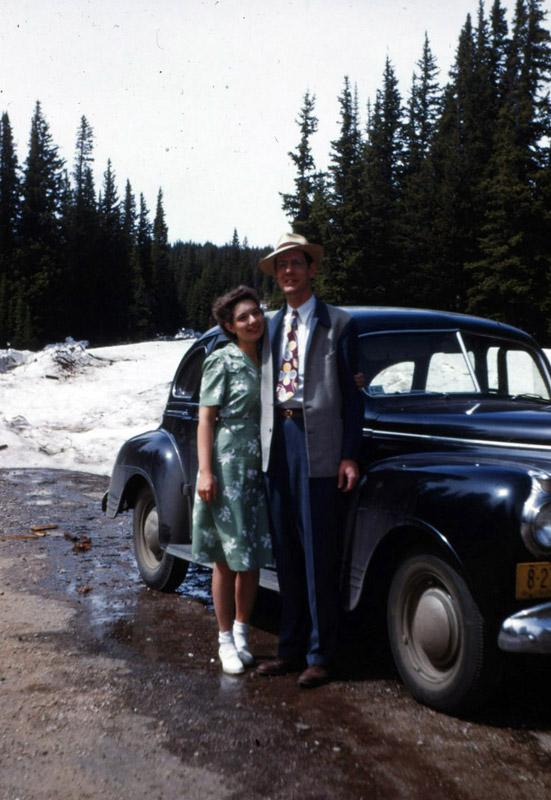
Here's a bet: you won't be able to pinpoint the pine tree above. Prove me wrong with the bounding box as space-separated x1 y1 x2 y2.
489 0 511 96
404 34 441 171
65 115 99 339
97 159 127 340
318 77 365 302
396 37 442 307
427 7 501 311
152 188 178 334
73 116 95 204
122 179 150 338
281 91 321 240
0 112 20 343
362 58 404 303
17 101 65 345
122 180 136 247
129 193 154 337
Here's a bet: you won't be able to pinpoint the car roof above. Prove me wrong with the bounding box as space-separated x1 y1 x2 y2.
199 306 537 347
346 306 536 344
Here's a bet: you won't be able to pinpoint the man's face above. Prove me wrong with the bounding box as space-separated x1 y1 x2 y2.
275 249 317 307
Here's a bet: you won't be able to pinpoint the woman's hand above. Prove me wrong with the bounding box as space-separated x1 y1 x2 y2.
197 470 217 503
196 406 219 503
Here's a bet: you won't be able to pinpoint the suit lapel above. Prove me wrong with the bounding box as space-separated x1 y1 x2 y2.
305 297 330 361
269 308 285 374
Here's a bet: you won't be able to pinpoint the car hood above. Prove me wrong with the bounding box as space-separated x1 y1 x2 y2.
368 395 551 449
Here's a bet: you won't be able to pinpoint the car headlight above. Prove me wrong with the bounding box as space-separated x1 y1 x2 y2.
521 472 551 557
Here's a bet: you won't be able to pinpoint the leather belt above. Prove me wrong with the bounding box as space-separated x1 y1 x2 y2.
277 407 303 419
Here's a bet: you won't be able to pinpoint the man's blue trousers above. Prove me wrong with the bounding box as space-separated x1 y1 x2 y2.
264 415 340 666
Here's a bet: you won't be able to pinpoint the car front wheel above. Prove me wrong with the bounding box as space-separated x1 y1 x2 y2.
133 485 188 592
387 553 500 714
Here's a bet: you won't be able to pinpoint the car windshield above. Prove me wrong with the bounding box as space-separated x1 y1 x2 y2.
359 330 551 400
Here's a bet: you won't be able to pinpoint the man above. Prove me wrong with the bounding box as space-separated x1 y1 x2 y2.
257 233 363 687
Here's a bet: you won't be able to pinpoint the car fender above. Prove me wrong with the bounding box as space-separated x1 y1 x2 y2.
343 453 533 620
104 428 192 547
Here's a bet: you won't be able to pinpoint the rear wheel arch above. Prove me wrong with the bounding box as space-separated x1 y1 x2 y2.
118 473 152 513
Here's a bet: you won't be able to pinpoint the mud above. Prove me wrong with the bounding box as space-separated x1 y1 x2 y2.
0 467 550 799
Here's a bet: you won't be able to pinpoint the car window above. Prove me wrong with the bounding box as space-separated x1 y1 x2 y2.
460 333 551 399
369 362 415 394
172 336 230 400
173 347 207 399
505 351 549 396
485 345 550 398
359 330 551 399
426 352 477 392
360 331 468 396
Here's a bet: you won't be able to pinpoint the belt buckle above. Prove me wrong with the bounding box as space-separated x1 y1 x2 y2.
283 408 293 418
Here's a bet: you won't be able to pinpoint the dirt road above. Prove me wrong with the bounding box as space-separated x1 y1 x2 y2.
1 468 550 800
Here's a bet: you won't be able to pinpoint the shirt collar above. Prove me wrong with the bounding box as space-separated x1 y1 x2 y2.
286 294 316 324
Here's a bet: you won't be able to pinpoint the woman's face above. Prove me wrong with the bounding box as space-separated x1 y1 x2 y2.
226 299 265 345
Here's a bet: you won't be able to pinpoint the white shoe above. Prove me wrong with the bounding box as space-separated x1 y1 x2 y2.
233 621 254 667
218 638 245 675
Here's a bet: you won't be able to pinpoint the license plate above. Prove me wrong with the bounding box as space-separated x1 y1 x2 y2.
515 562 551 600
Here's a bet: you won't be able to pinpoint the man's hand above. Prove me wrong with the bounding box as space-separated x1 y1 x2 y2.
338 459 359 492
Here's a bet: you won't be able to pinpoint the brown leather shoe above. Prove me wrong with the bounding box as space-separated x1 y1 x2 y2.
256 657 303 676
297 664 330 688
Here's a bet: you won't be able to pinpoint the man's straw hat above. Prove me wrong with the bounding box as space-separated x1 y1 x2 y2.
258 233 323 276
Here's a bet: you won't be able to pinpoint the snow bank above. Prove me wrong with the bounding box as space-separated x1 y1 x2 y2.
0 339 194 476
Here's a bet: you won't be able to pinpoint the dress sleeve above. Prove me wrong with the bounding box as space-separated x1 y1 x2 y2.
199 351 226 407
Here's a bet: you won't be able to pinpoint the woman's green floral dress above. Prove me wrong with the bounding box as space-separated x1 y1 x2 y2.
191 342 273 571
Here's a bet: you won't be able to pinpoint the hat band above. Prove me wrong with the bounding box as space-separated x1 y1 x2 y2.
276 241 302 250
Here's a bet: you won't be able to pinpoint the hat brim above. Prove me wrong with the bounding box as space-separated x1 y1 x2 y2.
258 243 324 276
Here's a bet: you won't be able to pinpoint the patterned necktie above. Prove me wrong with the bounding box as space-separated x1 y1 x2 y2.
276 310 299 403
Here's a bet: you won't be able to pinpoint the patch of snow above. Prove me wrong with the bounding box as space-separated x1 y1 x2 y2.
0 339 194 476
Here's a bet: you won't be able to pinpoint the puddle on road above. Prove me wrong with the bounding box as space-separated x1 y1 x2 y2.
65 531 282 673
77 560 214 632
4 468 274 674
59 520 220 668
176 563 214 605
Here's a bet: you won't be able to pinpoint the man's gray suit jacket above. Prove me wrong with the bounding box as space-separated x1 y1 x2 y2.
260 298 363 478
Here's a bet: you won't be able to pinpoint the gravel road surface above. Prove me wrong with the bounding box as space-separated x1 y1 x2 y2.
1 468 550 800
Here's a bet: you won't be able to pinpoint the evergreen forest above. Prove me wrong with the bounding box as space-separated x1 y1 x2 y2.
1 0 550 349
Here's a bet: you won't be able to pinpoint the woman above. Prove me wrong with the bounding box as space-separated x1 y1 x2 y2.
191 286 273 675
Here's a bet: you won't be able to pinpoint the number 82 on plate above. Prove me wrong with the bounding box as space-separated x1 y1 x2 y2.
516 562 551 600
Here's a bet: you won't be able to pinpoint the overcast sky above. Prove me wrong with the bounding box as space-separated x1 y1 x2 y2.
1 0 518 248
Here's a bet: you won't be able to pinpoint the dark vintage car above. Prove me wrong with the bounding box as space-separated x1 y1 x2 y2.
103 307 551 713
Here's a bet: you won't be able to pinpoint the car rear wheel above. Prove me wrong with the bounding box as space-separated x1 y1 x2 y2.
133 485 188 592
387 553 500 714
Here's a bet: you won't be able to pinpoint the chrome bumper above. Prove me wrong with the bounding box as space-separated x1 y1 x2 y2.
498 601 551 653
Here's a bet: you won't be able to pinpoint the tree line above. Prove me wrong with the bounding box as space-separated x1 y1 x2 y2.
0 103 273 348
1 0 550 348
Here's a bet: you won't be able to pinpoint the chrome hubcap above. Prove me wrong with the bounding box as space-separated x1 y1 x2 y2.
143 507 161 563
410 586 460 669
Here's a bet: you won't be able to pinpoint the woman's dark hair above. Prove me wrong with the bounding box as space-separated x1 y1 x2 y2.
212 285 262 341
